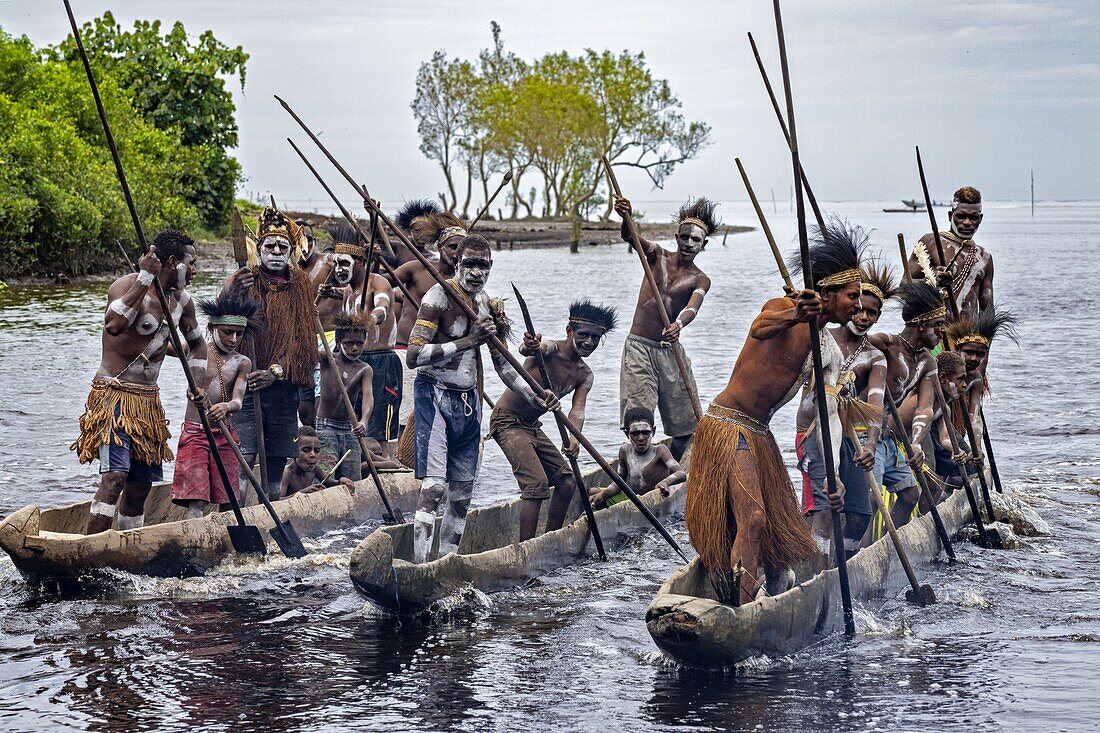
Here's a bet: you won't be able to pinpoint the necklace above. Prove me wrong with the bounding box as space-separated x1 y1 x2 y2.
208 341 230 404
840 336 868 375
897 334 920 355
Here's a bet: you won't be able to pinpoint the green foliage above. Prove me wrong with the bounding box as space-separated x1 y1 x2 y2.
0 15 247 279
411 24 710 220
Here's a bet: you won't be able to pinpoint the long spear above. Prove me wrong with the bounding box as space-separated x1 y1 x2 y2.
276 95 689 562
511 284 608 561
747 31 827 234
735 157 793 291
469 171 513 231
915 147 998 517
771 0 854 636
600 157 703 422
62 0 277 556
898 234 911 283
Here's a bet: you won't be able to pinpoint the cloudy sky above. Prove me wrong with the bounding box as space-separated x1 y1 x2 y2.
3 1 1096 212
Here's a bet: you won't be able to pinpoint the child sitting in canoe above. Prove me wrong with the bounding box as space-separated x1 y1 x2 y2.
589 407 686 508
282 426 356 496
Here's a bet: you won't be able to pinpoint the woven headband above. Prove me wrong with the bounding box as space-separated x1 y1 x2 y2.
954 334 990 347
209 315 248 327
568 317 610 332
818 269 862 288
435 226 467 246
678 217 708 233
905 305 948 325
862 283 885 303
333 243 366 257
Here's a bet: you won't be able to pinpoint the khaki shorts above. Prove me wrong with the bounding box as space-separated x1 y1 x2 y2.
490 407 569 500
619 333 699 438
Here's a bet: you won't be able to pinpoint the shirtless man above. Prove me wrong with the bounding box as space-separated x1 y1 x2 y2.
613 196 715 460
296 220 328 284
406 234 556 562
171 294 258 519
868 281 948 528
316 312 374 485
316 243 368 331
797 258 895 560
392 199 443 266
685 223 861 604
71 231 204 534
589 407 687 508
490 299 617 541
908 186 992 319
280 426 356 497
930 351 972 496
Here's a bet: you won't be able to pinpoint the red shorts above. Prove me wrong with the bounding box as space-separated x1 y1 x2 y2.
795 430 813 514
171 422 241 506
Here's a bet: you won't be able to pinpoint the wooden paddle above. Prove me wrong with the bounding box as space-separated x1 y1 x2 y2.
318 449 353 487
510 283 608 562
735 157 794 292
845 426 935 606
314 316 405 524
980 406 1004 494
276 100 689 561
771 0 855 636
469 171 513 231
898 234 911 283
883 398 958 563
601 157 703 423
915 147 998 519
64 0 266 555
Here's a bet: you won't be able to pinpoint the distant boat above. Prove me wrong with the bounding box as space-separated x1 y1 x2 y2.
883 198 946 213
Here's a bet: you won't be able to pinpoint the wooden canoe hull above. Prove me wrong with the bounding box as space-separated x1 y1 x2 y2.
645 490 971 667
350 479 685 615
0 472 421 581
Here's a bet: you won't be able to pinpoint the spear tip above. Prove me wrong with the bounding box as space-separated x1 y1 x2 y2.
503 170 513 182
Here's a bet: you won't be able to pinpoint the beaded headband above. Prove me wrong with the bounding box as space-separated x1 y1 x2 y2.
905 305 948 325
568 317 610 332
435 226 467 246
954 334 990 347
817 269 862 288
209 315 248 327
862 283 885 303
678 217 708 233
333 243 366 258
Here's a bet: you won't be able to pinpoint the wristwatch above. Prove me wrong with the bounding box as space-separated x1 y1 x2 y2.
269 363 285 381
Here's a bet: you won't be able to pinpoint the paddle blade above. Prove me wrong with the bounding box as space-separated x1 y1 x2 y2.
227 524 267 555
231 207 248 266
269 521 309 559
904 584 938 607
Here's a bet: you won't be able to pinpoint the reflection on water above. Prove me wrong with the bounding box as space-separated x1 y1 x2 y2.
2 201 1098 731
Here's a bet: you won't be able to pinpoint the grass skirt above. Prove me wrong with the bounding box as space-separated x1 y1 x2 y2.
685 411 816 573
70 378 174 466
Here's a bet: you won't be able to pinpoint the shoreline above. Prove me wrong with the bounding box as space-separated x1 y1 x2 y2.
1 217 752 287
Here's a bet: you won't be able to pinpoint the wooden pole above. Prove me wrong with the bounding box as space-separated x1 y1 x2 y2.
736 157 793 291
600 157 704 422
276 95 689 562
772 0 854 635
898 233 912 284
469 171 512 231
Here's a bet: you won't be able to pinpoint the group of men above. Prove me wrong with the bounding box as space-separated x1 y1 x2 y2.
71 181 1012 608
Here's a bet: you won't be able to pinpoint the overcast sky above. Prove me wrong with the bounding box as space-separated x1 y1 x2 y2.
3 1 1096 212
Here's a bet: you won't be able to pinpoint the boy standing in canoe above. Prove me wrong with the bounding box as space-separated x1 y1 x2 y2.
315 312 374 486
491 299 617 541
685 223 862 605
72 231 205 534
171 294 260 519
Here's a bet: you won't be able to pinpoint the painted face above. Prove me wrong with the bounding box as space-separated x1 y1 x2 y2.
676 224 706 259
567 324 604 357
847 294 883 336
940 365 967 399
333 254 356 285
626 421 654 452
339 332 366 358
949 203 983 239
439 235 463 268
456 250 492 293
958 342 989 373
168 246 198 291
259 235 291 273
822 282 863 325
212 324 245 353
914 316 948 350
295 437 321 471
299 226 316 262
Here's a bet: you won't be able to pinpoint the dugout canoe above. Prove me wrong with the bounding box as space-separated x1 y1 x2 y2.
0 471 420 581
350 455 687 615
645 489 971 667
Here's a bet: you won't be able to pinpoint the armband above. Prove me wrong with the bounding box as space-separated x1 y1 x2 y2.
187 358 206 371
108 300 138 324
440 342 458 359
137 270 155 286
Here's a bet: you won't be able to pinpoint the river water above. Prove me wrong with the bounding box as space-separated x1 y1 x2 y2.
1 200 1096 732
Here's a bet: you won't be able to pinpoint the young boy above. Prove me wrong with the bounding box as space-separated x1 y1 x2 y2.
930 351 972 497
316 312 374 484
171 294 259 520
281 426 356 496
589 407 686 508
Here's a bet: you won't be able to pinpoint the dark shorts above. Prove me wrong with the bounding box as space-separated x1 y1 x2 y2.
98 424 164 483
359 349 402 443
490 407 569 500
297 384 315 403
934 438 963 481
317 418 363 482
231 381 300 459
797 430 873 517
413 375 481 482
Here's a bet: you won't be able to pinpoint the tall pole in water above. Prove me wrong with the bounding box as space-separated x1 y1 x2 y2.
1031 169 1035 218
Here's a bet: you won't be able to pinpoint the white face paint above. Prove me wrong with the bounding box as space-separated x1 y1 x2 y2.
333 254 355 285
212 329 230 353
677 224 707 257
847 321 871 337
456 252 492 294
259 235 291 272
175 262 188 290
